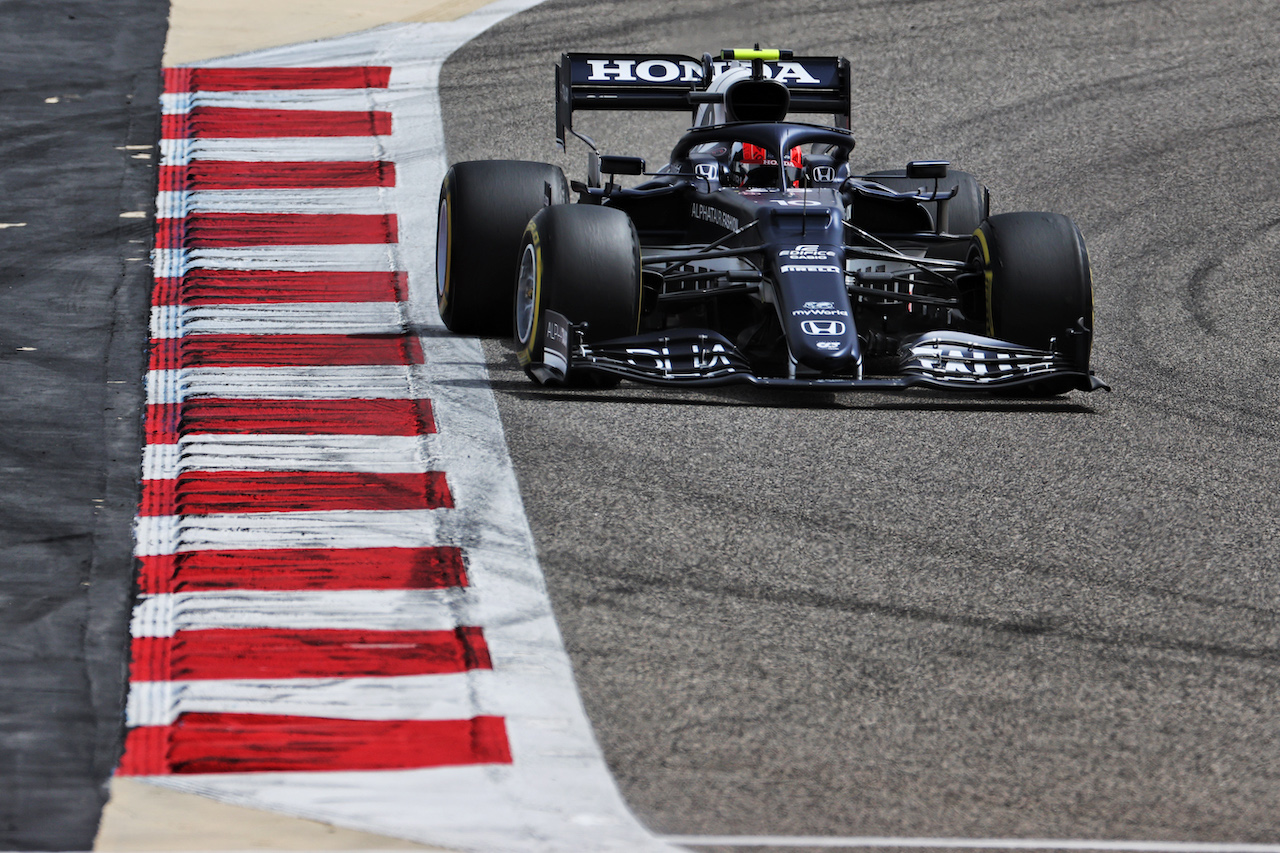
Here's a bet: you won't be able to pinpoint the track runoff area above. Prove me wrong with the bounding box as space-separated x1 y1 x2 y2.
100 3 1280 853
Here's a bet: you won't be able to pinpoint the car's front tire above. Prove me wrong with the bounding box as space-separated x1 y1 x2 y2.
976 211 1094 374
515 205 642 386
436 160 568 334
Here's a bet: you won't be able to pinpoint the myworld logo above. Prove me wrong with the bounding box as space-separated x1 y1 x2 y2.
791 301 849 318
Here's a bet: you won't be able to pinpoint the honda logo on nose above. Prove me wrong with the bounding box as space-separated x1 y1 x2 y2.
802 320 845 335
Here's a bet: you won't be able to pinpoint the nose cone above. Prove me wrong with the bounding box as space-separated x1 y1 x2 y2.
775 256 860 374
788 314 860 372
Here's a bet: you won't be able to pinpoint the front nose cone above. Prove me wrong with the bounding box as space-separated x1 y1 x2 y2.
790 317 860 373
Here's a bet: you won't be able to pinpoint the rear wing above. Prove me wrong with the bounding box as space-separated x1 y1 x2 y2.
555 51 852 148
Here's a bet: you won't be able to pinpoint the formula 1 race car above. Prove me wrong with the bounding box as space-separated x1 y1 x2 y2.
436 48 1107 394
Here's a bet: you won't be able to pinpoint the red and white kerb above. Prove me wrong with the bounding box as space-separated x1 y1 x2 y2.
122 66 511 776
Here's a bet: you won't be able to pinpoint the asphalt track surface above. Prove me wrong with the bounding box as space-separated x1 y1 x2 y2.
439 0 1280 846
0 2 165 850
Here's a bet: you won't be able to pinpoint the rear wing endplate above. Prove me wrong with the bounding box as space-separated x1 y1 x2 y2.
555 52 852 148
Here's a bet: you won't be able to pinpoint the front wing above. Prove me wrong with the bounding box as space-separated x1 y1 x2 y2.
532 313 1108 393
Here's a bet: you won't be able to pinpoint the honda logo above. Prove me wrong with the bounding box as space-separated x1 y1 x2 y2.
802 320 845 336
809 165 836 183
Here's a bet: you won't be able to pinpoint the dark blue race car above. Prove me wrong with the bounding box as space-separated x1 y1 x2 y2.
436 48 1107 395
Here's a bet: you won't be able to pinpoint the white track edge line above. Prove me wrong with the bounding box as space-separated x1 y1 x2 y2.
659 837 1280 852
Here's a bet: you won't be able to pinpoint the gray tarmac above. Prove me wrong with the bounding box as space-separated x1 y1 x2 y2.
440 0 1280 844
0 1 166 849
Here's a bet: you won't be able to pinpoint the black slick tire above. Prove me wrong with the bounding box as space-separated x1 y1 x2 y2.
436 160 568 334
515 205 642 386
975 211 1094 372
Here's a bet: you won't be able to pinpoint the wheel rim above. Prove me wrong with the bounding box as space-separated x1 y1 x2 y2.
435 198 449 301
515 242 537 345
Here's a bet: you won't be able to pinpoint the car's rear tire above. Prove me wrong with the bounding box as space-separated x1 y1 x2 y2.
976 211 1094 372
436 160 568 334
515 205 642 386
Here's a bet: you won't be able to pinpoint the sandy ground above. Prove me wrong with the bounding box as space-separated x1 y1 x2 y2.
163 0 496 64
96 3 498 850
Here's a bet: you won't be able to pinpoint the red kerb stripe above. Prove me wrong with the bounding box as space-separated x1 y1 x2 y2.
155 213 397 248
136 546 467 595
130 626 491 681
139 470 452 515
161 108 391 139
160 161 395 190
118 714 511 774
145 398 434 444
148 334 423 369
140 479 176 518
150 271 407 306
146 403 182 445
164 67 391 92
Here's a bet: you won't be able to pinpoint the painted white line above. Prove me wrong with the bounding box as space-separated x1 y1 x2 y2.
161 136 387 164
146 365 429 404
131 588 473 636
150 302 406 337
142 435 438 477
157 188 394 217
659 837 1280 852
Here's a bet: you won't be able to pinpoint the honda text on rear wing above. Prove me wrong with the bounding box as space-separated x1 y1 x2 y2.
555 48 852 148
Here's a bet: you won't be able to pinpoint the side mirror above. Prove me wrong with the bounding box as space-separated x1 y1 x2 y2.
906 159 949 180
598 155 646 176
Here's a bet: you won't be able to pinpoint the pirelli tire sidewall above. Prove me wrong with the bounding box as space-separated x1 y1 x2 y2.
976 211 1094 371
436 160 568 335
515 204 642 385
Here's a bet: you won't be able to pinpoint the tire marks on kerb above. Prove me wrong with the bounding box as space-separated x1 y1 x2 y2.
119 10 679 850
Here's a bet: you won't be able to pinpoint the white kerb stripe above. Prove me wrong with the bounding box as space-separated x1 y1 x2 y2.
150 303 406 338
125 666 606 731
125 671 502 728
134 508 449 555
146 365 429 404
130 588 473 637
161 89 392 114
142 435 439 478
157 188 394 218
160 137 388 166
153 245 400 275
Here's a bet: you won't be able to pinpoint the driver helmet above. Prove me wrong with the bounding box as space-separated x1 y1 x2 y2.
739 143 803 187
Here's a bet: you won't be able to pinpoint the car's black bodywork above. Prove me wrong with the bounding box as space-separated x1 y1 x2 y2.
436 48 1107 395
